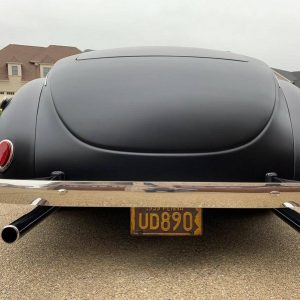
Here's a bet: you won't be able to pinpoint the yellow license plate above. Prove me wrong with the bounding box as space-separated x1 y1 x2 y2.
130 207 203 236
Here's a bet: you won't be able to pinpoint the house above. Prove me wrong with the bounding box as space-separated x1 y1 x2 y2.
273 68 300 88
0 44 81 100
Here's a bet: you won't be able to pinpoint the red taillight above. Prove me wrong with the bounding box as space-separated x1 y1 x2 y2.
0 140 13 172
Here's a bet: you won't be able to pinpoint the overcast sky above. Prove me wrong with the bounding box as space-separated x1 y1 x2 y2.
1 0 299 70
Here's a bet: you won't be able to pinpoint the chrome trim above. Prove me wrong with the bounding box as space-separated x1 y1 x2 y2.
31 197 47 206
1 179 300 208
0 139 14 173
282 201 300 214
283 201 300 208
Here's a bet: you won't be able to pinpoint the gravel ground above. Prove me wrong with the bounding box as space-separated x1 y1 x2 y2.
0 204 299 299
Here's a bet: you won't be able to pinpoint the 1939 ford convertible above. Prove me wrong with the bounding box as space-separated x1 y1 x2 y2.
0 47 299 242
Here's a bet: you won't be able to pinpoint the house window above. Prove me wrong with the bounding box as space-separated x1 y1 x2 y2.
7 92 14 95
11 65 19 76
43 67 51 77
0 92 4 95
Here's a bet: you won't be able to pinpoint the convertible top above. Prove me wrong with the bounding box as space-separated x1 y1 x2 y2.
48 47 276 153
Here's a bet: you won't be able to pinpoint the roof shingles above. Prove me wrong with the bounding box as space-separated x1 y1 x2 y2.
0 44 81 81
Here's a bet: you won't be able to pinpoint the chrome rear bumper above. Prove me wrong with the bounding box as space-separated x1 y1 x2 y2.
1 180 300 208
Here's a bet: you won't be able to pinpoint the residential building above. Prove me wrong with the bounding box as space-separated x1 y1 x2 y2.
0 44 81 100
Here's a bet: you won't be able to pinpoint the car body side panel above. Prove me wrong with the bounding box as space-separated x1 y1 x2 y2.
279 80 300 179
0 79 44 179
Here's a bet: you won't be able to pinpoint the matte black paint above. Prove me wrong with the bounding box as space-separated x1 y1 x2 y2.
50 56 276 153
0 79 44 179
0 47 299 181
278 80 300 179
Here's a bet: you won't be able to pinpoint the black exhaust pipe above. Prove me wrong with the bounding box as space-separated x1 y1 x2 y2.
274 201 300 231
1 205 56 243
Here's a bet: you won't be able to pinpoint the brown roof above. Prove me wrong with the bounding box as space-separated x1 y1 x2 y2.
0 44 81 81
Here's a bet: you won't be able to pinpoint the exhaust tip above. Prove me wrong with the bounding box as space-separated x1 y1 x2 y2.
1 225 20 243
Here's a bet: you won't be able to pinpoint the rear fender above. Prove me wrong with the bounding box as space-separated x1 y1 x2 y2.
0 79 44 178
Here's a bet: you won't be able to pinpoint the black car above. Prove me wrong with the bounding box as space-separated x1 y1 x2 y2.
1 47 299 242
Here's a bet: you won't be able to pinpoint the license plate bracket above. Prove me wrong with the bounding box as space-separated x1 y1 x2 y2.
130 207 203 236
